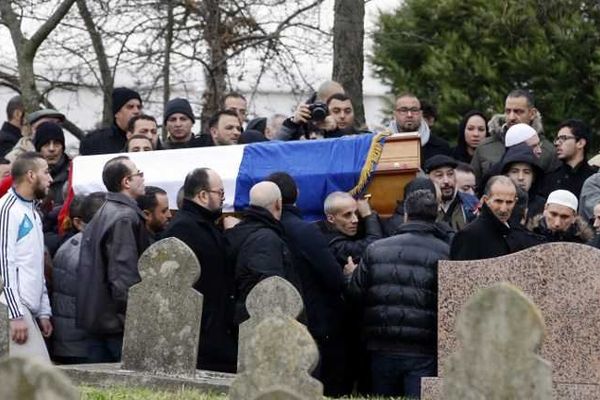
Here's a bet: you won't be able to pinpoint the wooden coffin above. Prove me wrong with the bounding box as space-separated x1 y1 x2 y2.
366 132 421 217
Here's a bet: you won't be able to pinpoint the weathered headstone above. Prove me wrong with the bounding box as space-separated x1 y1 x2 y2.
0 356 79 400
443 282 552 400
121 237 203 376
237 276 304 373
0 276 9 358
422 243 600 399
229 316 323 400
251 387 306 400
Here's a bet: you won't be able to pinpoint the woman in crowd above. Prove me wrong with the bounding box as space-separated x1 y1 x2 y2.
452 110 489 163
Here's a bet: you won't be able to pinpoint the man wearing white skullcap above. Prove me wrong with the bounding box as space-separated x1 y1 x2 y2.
529 189 594 243
504 123 542 157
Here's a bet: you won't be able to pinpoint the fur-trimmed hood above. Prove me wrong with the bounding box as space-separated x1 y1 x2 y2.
527 213 594 243
488 112 545 141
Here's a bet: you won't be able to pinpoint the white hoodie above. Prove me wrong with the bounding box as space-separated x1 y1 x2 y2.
0 188 51 320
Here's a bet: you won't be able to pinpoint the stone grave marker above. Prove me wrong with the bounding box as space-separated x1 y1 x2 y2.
0 356 79 400
443 282 552 400
421 243 600 399
237 276 304 373
0 276 8 358
121 237 203 376
251 387 305 400
229 315 323 400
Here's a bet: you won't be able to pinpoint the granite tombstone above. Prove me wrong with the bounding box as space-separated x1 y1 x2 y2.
121 237 203 376
0 356 79 400
237 276 304 373
443 283 552 400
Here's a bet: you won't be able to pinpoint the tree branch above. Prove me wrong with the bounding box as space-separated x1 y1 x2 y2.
29 0 78 54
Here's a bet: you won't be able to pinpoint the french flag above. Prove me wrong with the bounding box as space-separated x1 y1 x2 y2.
72 134 374 220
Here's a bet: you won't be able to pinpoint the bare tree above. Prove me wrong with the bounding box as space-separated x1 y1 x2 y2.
0 0 77 115
76 0 114 127
332 0 365 127
179 0 328 130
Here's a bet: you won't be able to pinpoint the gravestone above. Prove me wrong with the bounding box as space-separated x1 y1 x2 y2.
121 237 203 376
421 243 600 399
237 276 304 373
252 387 306 400
0 277 8 358
443 283 552 400
229 316 322 400
0 356 79 400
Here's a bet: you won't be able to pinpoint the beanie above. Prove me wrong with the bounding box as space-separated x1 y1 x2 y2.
34 122 65 151
112 87 142 116
505 123 537 147
163 98 195 124
546 189 578 212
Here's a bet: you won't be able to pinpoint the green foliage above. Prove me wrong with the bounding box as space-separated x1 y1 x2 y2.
371 0 600 147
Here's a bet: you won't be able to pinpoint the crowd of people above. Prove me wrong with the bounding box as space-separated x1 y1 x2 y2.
1 82 600 399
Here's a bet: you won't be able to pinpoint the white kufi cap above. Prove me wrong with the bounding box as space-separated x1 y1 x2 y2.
546 189 578 212
505 123 537 147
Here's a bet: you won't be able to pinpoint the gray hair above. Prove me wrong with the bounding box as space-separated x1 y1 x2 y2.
484 175 516 196
323 191 354 215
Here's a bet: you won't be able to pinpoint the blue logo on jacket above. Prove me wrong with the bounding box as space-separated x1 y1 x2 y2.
17 215 33 241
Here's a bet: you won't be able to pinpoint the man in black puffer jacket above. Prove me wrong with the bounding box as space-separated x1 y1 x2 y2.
226 181 302 324
347 189 450 398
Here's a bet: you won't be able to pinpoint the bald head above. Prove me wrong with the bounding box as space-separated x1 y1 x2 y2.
250 181 283 220
317 81 345 103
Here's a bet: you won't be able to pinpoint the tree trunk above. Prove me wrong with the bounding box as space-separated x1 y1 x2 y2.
77 0 114 127
16 49 40 117
199 0 228 134
332 0 366 128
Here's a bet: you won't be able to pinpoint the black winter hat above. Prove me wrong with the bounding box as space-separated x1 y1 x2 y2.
34 122 65 151
423 155 458 174
164 98 195 124
112 87 142 116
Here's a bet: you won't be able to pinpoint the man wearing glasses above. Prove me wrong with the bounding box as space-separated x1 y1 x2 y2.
388 93 451 166
541 119 597 199
160 167 239 373
76 156 150 363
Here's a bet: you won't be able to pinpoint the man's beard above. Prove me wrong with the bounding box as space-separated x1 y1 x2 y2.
441 187 455 202
33 180 48 200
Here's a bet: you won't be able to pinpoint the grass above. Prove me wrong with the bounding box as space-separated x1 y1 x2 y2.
80 386 411 399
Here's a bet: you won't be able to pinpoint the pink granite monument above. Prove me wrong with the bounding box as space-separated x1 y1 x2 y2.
422 243 600 399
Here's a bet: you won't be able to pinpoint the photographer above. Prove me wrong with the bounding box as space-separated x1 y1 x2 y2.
276 93 367 141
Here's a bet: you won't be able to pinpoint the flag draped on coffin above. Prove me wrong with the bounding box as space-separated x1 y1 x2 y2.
72 134 374 220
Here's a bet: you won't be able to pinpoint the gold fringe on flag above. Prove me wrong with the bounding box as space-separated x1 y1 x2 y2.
349 130 392 197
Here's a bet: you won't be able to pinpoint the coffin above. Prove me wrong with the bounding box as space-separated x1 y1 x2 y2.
72 133 420 219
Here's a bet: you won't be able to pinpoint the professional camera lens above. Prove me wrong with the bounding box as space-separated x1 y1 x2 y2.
308 101 328 122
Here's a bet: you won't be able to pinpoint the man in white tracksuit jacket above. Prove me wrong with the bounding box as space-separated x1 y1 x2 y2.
0 152 53 361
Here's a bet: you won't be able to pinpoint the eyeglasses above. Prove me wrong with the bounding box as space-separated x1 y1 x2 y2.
127 170 144 179
206 188 225 198
554 135 577 144
396 107 421 114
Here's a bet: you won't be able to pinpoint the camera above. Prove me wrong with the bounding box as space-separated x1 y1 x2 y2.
307 101 328 122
